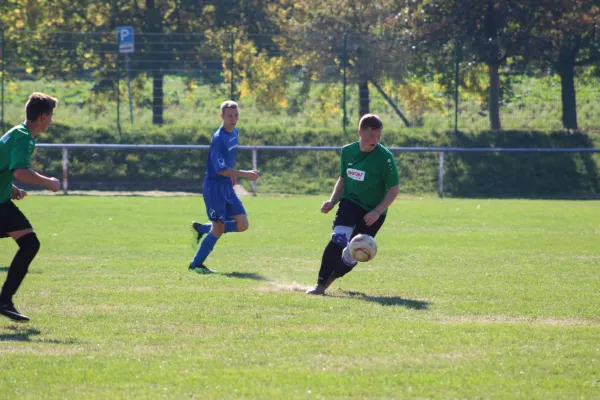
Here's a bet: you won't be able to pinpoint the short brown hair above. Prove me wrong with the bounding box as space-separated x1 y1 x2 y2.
220 100 238 114
359 114 383 131
26 92 58 121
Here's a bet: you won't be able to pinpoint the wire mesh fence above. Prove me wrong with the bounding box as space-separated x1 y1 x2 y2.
1 30 599 136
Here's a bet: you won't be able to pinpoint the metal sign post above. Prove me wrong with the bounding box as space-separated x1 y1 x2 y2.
117 26 135 124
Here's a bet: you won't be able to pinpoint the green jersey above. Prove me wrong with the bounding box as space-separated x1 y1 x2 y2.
0 124 36 203
339 142 399 214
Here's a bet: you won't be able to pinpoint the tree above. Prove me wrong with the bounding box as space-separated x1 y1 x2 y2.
270 0 410 121
1 0 276 125
529 0 600 130
407 0 537 131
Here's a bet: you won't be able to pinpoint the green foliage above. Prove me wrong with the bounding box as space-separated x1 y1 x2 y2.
3 76 599 197
383 78 446 126
439 130 600 198
23 123 600 198
213 32 292 111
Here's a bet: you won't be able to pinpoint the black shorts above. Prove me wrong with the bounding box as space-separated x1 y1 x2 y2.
0 200 32 238
332 199 386 238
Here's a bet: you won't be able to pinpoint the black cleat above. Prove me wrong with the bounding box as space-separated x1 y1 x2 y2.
190 221 205 251
0 302 30 322
306 285 326 295
188 263 216 274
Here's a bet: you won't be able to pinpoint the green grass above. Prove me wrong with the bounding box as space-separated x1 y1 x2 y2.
3 75 599 137
1 195 599 399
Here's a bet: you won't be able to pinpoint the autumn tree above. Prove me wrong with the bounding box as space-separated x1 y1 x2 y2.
270 0 410 120
529 0 600 130
0 0 276 125
407 0 538 131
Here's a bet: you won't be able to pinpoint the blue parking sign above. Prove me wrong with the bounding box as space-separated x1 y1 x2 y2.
117 26 134 53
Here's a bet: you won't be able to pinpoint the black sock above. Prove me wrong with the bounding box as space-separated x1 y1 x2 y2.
0 233 40 304
317 241 344 285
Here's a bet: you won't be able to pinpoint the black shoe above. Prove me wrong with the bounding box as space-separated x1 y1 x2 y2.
0 302 30 322
190 221 205 251
188 263 216 274
306 285 326 295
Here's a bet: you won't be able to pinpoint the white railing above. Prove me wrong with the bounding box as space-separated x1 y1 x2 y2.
36 144 600 197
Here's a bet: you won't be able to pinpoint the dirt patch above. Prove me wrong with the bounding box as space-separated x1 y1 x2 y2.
267 282 313 293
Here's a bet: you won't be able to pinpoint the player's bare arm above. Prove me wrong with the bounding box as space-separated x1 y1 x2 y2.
13 168 61 192
364 184 400 226
217 168 260 181
321 177 345 214
11 184 27 200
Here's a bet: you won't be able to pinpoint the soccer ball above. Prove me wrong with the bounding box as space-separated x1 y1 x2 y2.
348 234 377 262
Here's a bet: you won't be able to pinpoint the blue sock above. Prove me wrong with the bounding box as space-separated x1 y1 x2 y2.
191 233 219 266
225 220 238 233
198 223 211 234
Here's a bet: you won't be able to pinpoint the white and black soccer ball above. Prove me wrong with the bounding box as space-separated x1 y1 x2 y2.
349 234 377 262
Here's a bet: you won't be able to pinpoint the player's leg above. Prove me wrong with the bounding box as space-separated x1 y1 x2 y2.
307 200 361 295
189 182 225 274
226 214 249 232
332 214 387 280
223 187 248 233
0 202 39 322
190 182 213 247
189 219 223 274
191 221 211 243
191 187 246 248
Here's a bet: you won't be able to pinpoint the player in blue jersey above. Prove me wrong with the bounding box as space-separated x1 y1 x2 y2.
189 101 260 273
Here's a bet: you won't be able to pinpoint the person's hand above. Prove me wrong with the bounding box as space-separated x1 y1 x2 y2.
244 170 260 182
363 209 381 226
46 177 61 192
321 200 334 214
11 186 27 200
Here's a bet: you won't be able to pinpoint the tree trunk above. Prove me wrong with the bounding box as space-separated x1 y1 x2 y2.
557 57 578 130
358 79 369 118
152 70 164 125
146 0 164 125
488 64 501 131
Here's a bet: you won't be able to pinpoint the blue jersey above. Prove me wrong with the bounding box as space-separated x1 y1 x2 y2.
205 126 239 182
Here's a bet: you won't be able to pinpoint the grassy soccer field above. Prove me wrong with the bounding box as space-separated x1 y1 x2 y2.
0 195 599 399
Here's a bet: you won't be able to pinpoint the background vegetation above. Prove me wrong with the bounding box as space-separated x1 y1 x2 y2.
0 1 599 197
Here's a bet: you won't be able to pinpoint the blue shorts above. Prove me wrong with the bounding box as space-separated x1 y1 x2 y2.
203 178 246 222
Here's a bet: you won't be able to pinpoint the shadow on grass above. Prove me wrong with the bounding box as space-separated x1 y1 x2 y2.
337 290 429 309
220 271 270 281
0 326 81 344
0 266 8 272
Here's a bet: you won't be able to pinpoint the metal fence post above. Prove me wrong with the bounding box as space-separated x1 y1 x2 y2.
438 151 444 198
62 148 69 195
125 54 133 124
454 36 461 134
116 52 122 137
230 32 235 101
251 149 257 196
342 33 348 138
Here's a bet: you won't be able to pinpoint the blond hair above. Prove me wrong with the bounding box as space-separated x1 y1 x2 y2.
220 100 238 114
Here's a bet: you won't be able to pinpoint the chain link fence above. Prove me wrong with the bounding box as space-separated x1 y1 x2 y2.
1 30 599 137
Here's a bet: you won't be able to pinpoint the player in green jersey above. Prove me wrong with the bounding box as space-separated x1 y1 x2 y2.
0 93 61 321
307 114 400 295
